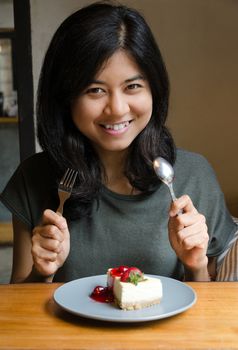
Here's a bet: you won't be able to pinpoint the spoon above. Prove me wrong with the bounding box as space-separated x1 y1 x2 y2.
153 157 177 202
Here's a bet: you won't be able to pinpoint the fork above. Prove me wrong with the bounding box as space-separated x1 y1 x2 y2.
56 168 78 215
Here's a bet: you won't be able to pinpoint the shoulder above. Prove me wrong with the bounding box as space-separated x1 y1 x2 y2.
18 151 55 187
0 151 57 227
19 152 50 171
15 151 55 181
175 148 216 178
7 151 55 195
176 148 211 167
173 148 221 197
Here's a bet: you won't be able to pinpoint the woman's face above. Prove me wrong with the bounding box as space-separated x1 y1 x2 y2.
71 50 153 156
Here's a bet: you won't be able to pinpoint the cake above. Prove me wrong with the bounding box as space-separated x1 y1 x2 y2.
107 266 163 310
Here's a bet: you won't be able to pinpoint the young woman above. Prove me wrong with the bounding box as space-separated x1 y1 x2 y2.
1 1 237 283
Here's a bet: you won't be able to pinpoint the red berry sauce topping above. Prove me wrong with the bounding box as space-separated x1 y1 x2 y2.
90 286 114 303
90 266 144 304
110 265 129 277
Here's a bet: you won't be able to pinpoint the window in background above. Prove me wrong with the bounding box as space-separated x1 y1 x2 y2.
0 35 17 117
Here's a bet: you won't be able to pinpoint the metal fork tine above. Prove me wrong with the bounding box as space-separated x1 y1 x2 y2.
57 168 78 214
60 169 77 188
60 168 72 186
63 169 72 187
68 170 78 190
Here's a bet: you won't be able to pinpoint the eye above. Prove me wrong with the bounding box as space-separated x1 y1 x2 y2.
126 83 142 91
85 87 105 94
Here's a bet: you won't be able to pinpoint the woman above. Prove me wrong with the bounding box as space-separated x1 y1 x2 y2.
1 1 237 283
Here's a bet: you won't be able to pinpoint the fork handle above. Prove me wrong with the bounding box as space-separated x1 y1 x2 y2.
56 204 64 215
57 191 70 215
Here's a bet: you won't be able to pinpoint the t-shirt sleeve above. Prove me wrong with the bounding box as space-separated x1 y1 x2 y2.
175 150 237 257
198 158 237 256
0 153 58 229
0 165 33 228
205 186 237 257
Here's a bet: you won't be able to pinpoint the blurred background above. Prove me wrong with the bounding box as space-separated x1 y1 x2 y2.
0 0 238 282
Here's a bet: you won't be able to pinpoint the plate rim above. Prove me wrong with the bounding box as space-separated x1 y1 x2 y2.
53 274 197 323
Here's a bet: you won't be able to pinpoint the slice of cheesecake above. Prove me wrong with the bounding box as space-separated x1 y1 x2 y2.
107 266 163 310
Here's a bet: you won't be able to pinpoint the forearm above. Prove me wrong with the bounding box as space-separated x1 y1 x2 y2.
183 256 212 281
11 265 55 283
184 266 211 281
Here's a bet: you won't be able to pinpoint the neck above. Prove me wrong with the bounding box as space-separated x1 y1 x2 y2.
96 149 138 195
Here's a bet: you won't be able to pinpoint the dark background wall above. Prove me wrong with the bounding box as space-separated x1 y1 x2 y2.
0 123 19 220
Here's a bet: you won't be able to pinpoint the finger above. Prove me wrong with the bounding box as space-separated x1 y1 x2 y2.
180 230 209 250
37 236 63 254
41 209 68 232
32 245 58 263
33 261 57 277
33 224 64 242
169 195 198 217
177 222 209 248
175 212 206 228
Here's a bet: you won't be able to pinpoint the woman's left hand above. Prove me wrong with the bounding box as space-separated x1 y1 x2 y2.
168 195 210 281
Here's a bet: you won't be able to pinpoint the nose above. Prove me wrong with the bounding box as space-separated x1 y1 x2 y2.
103 92 130 117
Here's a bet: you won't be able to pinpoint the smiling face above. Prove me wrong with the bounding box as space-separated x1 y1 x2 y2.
71 50 153 158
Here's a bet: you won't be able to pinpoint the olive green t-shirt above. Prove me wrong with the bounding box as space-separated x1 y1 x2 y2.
0 149 236 281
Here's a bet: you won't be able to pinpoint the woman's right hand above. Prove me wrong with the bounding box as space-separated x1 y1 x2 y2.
31 209 70 278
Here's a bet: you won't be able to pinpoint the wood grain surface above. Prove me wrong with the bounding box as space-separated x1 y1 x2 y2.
0 282 237 349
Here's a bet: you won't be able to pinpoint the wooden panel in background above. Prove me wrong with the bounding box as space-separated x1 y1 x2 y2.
0 222 13 244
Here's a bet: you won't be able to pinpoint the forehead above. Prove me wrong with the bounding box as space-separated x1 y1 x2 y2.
95 50 142 78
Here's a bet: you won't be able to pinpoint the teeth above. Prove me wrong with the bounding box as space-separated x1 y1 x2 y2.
104 121 129 130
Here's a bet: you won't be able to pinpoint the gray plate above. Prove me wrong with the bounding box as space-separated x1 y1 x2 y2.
54 274 196 323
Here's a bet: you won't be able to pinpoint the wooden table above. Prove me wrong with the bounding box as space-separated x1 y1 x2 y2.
0 282 238 349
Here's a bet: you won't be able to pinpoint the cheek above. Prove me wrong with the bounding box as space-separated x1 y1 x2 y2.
135 95 153 119
72 99 104 125
71 100 92 129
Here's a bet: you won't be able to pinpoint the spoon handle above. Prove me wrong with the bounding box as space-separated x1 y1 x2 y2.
167 183 182 215
167 183 177 202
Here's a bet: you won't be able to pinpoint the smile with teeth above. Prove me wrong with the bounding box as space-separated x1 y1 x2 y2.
102 121 130 131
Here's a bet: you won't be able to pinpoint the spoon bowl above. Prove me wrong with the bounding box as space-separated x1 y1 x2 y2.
153 157 177 201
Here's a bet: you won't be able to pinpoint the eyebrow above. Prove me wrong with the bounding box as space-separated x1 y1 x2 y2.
90 74 145 85
125 74 145 83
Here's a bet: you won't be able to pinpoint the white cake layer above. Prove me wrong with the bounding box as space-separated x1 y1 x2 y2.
113 276 162 310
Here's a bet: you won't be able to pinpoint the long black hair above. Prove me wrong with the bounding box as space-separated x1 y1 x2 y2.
37 0 176 218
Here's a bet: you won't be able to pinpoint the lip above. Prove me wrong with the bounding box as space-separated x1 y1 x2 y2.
99 120 132 135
